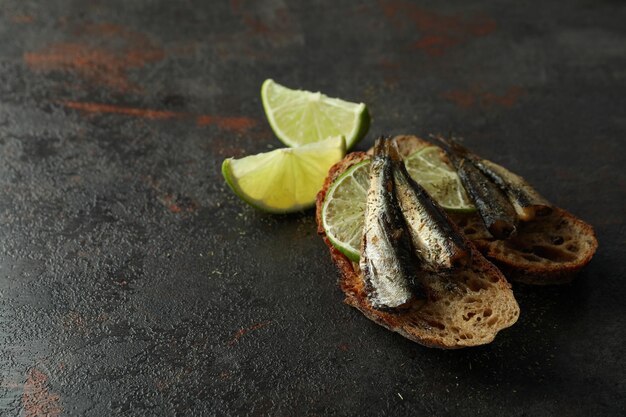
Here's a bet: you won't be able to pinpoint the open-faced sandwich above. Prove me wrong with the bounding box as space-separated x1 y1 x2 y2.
316 135 597 348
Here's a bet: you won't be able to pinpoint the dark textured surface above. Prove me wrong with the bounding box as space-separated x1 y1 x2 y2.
1 0 625 415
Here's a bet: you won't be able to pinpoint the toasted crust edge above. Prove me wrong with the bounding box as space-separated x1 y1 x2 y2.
467 207 598 285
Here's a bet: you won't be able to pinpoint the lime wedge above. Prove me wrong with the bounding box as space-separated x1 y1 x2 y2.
222 136 346 213
404 146 475 212
321 146 475 260
261 79 370 150
321 160 370 261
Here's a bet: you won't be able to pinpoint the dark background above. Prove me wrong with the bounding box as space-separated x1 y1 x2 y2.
1 0 625 415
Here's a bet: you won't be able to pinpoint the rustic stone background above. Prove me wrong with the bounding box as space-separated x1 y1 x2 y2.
0 0 624 415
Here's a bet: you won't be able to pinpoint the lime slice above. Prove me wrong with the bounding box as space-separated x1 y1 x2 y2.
404 146 475 212
222 136 346 213
321 160 370 261
261 79 370 150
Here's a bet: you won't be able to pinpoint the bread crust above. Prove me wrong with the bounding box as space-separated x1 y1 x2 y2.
316 150 520 348
453 208 598 285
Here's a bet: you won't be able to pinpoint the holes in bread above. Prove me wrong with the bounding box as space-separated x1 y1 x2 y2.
521 253 542 262
566 244 579 253
483 308 492 317
551 235 564 245
425 319 446 330
463 312 476 321
531 245 577 262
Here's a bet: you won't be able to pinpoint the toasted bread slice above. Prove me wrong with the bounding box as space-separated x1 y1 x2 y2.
451 208 597 284
316 151 520 348
392 135 598 285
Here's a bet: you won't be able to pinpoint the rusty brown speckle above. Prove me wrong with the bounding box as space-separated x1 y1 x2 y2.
62 101 182 120
60 101 257 133
229 0 301 48
379 0 496 56
23 23 164 92
195 115 257 133
22 368 62 417
12 15 35 24
228 321 272 346
441 86 526 109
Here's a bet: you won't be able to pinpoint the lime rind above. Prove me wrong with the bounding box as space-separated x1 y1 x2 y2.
261 79 370 150
222 158 284 213
321 160 371 261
